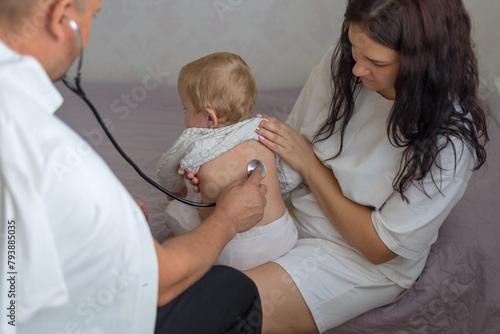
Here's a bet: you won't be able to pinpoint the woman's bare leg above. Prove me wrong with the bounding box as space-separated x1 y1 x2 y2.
244 262 318 334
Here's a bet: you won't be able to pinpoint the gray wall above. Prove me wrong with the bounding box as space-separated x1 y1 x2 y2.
82 0 500 90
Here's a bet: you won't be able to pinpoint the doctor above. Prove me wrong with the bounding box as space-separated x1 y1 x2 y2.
0 0 266 333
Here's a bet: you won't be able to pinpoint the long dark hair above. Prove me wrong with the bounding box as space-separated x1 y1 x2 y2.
315 0 488 201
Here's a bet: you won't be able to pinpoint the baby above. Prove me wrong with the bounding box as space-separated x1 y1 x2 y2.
157 52 301 270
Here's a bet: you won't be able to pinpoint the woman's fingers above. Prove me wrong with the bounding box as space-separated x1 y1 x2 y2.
256 115 300 153
256 114 319 175
256 127 279 150
257 114 285 136
256 115 289 150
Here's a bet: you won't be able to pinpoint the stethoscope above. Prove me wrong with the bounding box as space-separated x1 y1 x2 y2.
62 17 266 207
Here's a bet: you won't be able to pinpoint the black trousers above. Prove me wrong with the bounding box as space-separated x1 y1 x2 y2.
155 265 262 334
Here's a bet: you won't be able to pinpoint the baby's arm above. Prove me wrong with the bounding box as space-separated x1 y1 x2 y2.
157 132 195 196
165 184 188 201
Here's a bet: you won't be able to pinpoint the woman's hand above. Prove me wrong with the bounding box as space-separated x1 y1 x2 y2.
256 116 397 264
178 167 200 193
255 114 320 177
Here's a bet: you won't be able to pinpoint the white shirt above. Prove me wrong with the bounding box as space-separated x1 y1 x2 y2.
287 46 474 288
0 41 158 333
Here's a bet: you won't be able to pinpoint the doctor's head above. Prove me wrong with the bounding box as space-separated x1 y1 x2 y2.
0 0 101 81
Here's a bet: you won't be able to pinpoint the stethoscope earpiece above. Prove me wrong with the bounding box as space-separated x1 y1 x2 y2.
63 17 84 85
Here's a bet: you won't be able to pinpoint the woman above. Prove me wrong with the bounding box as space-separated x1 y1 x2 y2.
247 0 489 333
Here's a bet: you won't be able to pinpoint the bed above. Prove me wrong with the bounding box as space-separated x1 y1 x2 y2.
54 81 500 333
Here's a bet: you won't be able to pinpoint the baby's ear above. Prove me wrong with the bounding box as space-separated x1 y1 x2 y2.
205 108 219 128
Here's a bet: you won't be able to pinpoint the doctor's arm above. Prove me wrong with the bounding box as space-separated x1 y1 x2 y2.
154 169 267 306
256 116 397 265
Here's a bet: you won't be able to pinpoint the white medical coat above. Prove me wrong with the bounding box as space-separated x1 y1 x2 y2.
0 41 158 334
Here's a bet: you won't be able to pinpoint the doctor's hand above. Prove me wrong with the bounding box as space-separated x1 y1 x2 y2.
134 199 149 221
214 167 267 234
256 114 320 177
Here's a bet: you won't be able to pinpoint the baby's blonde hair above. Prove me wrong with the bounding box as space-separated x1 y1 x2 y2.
178 52 257 125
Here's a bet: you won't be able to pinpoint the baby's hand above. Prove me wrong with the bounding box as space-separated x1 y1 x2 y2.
166 185 188 201
178 167 200 193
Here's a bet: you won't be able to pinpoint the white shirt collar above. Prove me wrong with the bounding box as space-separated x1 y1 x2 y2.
0 39 63 115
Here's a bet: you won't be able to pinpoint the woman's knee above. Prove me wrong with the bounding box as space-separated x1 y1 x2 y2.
245 263 318 334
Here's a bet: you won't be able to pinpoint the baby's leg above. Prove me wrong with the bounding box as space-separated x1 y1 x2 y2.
215 210 297 270
164 199 202 236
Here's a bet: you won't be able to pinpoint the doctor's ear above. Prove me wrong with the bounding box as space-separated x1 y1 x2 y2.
46 0 74 40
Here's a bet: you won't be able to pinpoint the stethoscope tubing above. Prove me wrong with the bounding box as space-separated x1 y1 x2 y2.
62 17 267 208
62 78 216 207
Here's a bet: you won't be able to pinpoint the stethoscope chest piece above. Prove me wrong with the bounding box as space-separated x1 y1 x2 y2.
246 159 266 180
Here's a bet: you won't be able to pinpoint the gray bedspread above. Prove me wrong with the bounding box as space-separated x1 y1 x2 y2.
55 82 500 333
